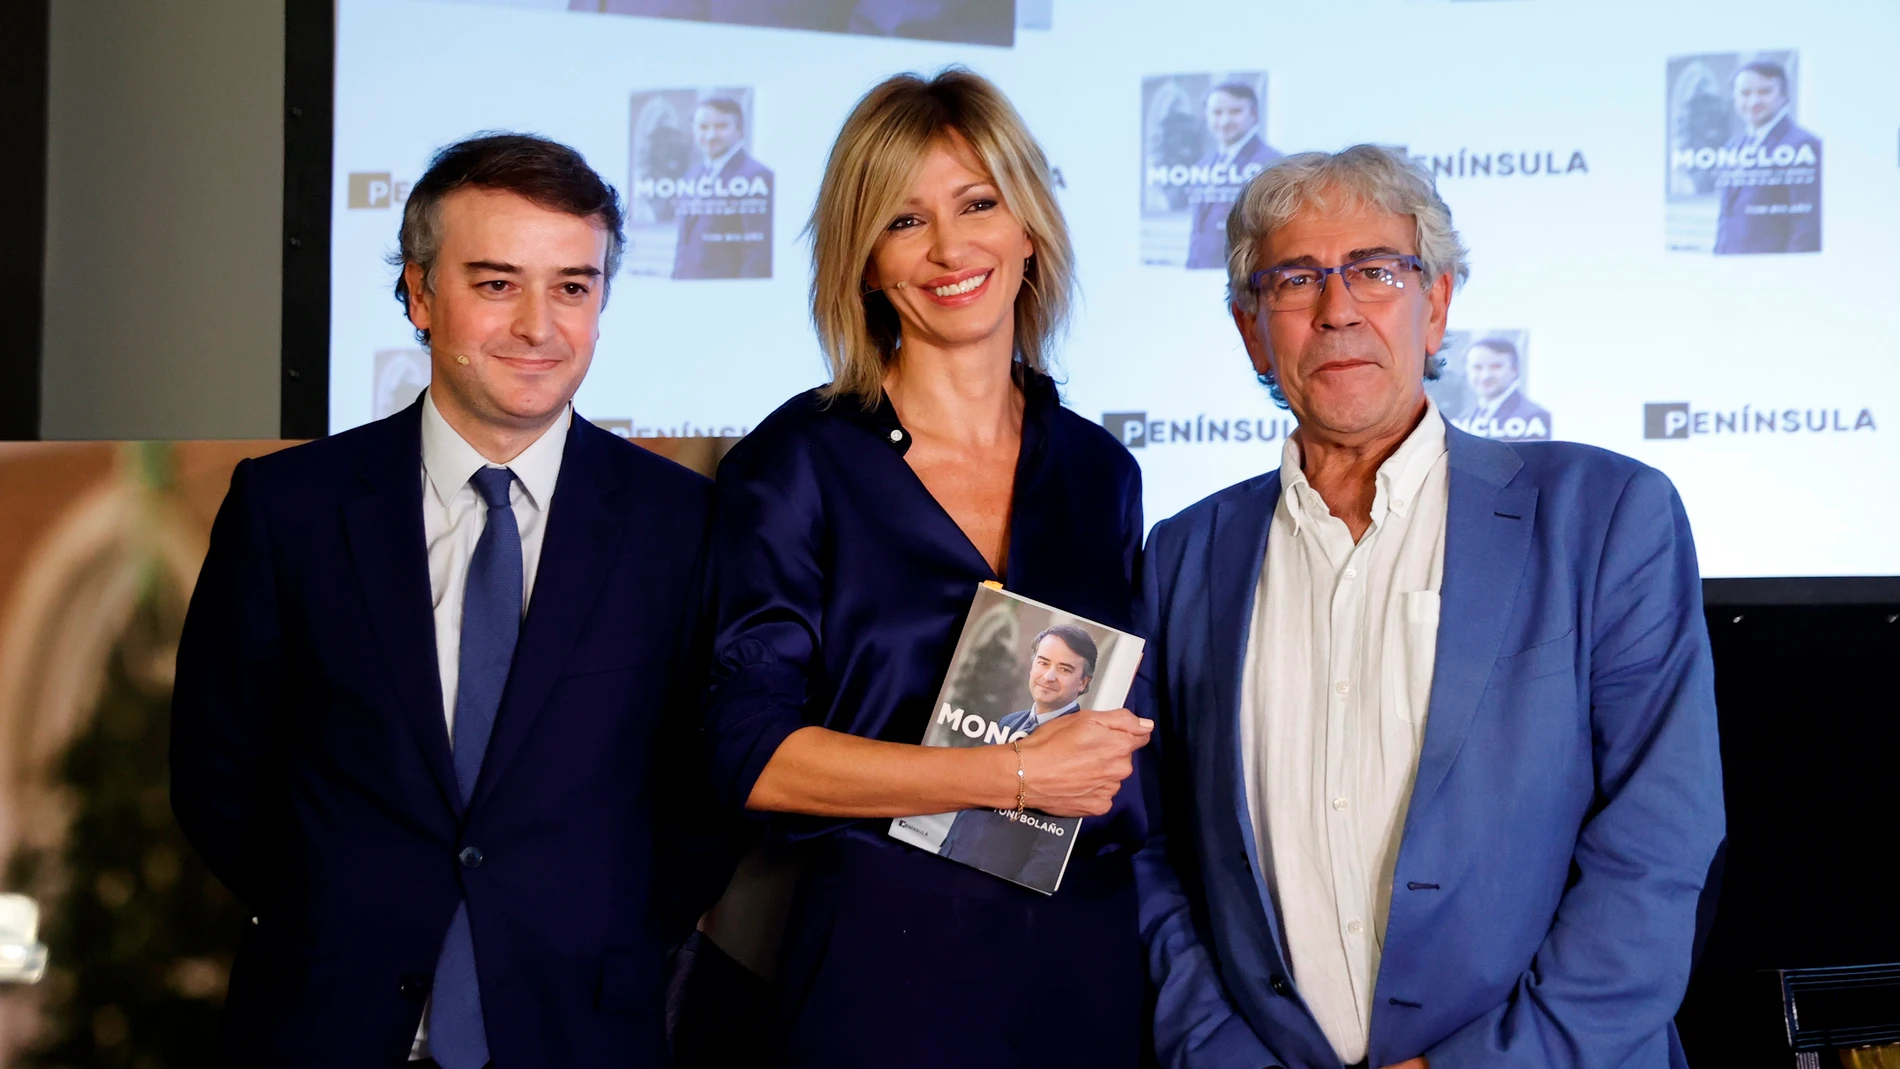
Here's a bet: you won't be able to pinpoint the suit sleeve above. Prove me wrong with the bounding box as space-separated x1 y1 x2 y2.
651 487 753 944
701 438 825 812
1131 522 1283 1069
1425 466 1725 1068
169 458 286 909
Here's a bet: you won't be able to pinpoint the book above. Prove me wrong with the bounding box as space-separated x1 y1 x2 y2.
888 583 1145 894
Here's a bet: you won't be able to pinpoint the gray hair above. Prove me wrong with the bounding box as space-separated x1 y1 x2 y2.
1224 144 1469 406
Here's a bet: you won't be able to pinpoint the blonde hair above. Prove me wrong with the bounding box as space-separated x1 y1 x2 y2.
808 68 1074 408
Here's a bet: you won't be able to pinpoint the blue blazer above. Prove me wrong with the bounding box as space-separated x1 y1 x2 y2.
1133 427 1724 1069
170 401 732 1067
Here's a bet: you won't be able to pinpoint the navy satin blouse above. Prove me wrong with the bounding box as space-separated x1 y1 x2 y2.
704 369 1149 856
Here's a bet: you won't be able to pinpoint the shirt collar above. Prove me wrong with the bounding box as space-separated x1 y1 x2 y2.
1748 107 1790 144
836 363 1059 458
1277 400 1447 537
705 144 742 177
421 387 571 512
1475 383 1520 418
1219 128 1260 164
1034 700 1082 726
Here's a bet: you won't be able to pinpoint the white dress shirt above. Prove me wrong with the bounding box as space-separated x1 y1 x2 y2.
412 388 570 1059
1237 403 1450 1064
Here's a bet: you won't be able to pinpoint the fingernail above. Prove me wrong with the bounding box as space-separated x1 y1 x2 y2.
1138 718 1154 730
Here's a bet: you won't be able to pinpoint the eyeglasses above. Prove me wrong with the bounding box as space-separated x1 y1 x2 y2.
1250 253 1425 312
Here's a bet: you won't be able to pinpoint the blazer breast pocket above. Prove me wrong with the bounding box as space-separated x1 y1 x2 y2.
1492 629 1577 686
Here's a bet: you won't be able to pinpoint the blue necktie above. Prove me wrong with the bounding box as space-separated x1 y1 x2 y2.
430 466 521 1069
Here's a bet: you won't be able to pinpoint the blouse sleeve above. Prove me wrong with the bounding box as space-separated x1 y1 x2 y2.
701 434 828 812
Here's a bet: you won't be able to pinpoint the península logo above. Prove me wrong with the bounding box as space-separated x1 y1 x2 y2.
1102 411 1299 449
1643 402 1875 439
347 172 412 210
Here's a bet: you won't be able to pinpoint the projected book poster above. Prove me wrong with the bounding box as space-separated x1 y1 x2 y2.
1664 49 1819 255
331 0 1900 579
627 87 774 280
1139 72 1282 270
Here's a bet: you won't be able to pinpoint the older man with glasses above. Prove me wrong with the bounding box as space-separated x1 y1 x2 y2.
1132 145 1724 1069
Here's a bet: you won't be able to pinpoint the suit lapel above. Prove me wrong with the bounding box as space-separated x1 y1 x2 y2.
1407 429 1537 818
341 402 462 815
467 419 626 812
1204 473 1291 962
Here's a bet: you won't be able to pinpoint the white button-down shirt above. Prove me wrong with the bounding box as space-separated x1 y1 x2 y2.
1238 403 1450 1064
412 388 569 1059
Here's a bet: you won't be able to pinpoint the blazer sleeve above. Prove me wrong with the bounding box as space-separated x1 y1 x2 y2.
650 492 753 943
701 438 827 812
1425 466 1726 1068
1131 520 1283 1069
169 458 287 909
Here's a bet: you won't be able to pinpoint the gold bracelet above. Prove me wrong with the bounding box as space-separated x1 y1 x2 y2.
1012 739 1027 815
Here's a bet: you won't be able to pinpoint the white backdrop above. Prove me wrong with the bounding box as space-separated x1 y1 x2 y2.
331 0 1900 578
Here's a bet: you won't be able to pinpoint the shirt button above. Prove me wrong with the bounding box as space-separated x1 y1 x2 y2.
1348 920 1365 935
1269 974 1294 998
459 846 484 868
1332 797 1349 812
1335 681 1351 695
1344 568 1357 580
889 429 904 443
1393 497 1408 509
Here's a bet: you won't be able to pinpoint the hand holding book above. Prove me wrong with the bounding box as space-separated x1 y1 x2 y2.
1016 708 1152 817
888 584 1148 894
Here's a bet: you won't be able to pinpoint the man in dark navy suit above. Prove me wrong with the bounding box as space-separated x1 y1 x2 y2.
172 134 730 1068
1713 61 1821 255
1186 82 1284 270
670 97 774 279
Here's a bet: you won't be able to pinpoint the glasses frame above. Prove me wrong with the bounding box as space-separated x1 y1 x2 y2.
1250 253 1426 310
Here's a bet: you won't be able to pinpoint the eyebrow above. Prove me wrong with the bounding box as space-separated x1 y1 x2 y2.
898 181 998 210
463 260 602 279
1265 245 1407 271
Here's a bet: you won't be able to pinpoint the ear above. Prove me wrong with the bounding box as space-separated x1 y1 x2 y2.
1232 301 1274 380
404 262 433 336
1423 270 1454 355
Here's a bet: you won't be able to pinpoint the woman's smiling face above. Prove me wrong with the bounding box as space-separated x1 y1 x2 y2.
864 133 1036 356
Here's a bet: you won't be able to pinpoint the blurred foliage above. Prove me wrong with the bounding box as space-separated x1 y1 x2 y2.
10 590 249 1069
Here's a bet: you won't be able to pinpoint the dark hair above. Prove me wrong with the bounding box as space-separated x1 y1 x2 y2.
1208 82 1259 113
696 96 747 132
1468 335 1520 370
1033 625 1098 678
1734 61 1790 98
391 132 625 344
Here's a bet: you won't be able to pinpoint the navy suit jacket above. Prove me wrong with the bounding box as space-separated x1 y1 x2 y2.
671 149 774 280
1133 427 1724 1069
1713 113 1821 255
170 401 730 1067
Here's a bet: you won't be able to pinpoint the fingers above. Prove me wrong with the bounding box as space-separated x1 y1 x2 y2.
1089 708 1154 736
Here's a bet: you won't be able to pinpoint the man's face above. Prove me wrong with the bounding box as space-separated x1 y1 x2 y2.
1028 635 1092 713
1466 344 1517 403
404 186 608 433
1233 199 1452 445
1733 70 1787 128
1206 90 1256 149
695 105 741 162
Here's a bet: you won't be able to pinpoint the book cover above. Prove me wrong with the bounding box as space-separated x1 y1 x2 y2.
888 583 1145 894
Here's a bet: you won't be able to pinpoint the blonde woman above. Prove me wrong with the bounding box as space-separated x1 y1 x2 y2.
702 69 1152 1067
